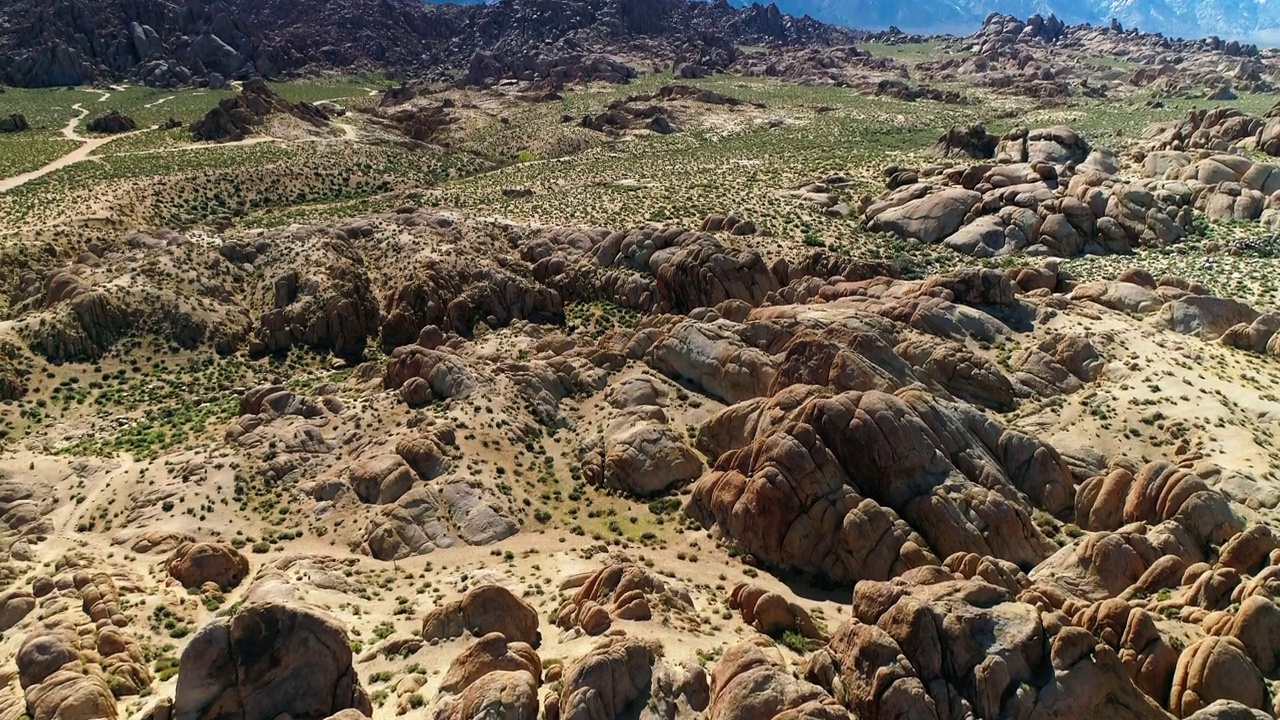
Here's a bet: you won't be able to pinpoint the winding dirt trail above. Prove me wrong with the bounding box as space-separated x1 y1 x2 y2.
63 102 92 141
0 104 151 193
333 120 358 140
1 97 362 194
112 135 278 157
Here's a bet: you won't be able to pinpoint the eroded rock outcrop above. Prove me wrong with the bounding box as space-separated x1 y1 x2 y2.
17 631 118 720
686 386 1069 584
191 78 329 142
421 584 540 646
581 421 703 498
250 233 380 358
809 572 1171 720
1170 637 1267 717
557 560 695 636
174 570 372 720
558 637 656 720
165 542 250 592
711 640 849 720
440 632 541 694
729 583 825 640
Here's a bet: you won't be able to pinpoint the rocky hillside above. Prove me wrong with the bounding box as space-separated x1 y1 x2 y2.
0 0 854 88
744 0 1280 41
5 5 1280 719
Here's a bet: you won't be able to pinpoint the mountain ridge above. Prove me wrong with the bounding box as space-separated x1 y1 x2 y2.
0 0 854 87
722 0 1280 43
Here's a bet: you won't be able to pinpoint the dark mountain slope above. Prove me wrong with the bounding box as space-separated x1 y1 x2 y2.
0 0 854 87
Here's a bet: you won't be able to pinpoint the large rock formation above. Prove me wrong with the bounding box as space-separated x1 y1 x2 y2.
0 113 29 132
11 567 154 720
864 125 1206 259
165 542 250 591
191 79 329 142
421 584 540 646
710 641 850 720
248 231 380 357
686 386 1068 584
558 637 656 720
17 632 118 720
440 632 541 694
86 111 137 134
557 560 695 636
808 571 1171 720
173 570 372 720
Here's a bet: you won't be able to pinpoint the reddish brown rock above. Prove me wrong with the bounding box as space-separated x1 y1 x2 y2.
558 637 655 720
1170 637 1267 717
436 670 539 720
165 542 250 592
687 387 1063 585
1074 599 1178 701
173 573 371 720
440 633 541 694
1227 596 1280 676
729 584 825 640
1075 462 1242 550
710 641 849 720
422 584 540 646
558 561 693 633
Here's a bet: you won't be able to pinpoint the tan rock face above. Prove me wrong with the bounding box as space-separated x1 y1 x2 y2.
173 573 371 720
17 633 81 690
421 584 540 646
166 542 250 592
1160 296 1261 340
943 551 1027 593
558 637 656 720
580 421 703 498
1032 529 1184 601
16 628 121 720
606 423 703 496
1075 462 1242 550
866 187 982 244
710 641 849 720
384 345 478 401
644 319 777 404
322 711 373 720
1073 599 1178 702
440 632 541 694
0 587 36 632
729 583 825 640
1225 596 1280 677
435 670 539 720
348 454 419 504
347 422 513 560
818 621 934 720
0 679 27 720
1170 637 1267 717
558 560 694 634
808 571 1170 720
686 386 1064 584
24 668 118 720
